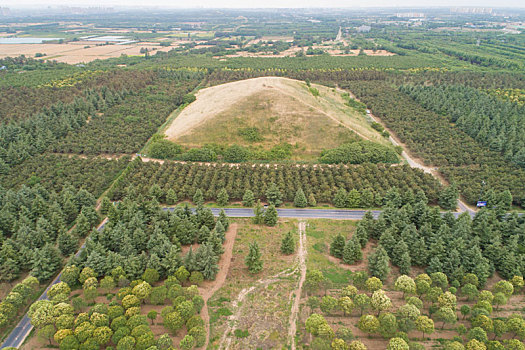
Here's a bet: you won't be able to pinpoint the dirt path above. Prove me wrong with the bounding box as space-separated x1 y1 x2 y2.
218 268 297 349
339 88 476 214
197 223 238 349
288 221 307 350
218 222 305 350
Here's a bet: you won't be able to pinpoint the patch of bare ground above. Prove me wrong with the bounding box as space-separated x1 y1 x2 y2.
197 223 238 349
207 219 299 349
288 221 307 350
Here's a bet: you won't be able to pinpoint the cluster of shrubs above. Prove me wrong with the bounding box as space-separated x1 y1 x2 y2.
147 138 294 163
0 276 40 330
26 263 207 350
304 267 525 350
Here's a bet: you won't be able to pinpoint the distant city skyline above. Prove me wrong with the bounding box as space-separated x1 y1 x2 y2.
2 0 524 9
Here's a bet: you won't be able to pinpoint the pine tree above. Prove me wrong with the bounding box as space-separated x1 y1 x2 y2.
354 224 369 248
245 241 263 274
166 189 178 205
31 244 62 282
193 189 204 206
207 230 224 256
308 193 317 207
195 243 219 280
368 245 390 282
294 188 307 208
183 247 197 272
342 239 357 264
347 189 361 208
214 220 226 242
392 240 409 267
281 231 295 255
330 234 346 259
216 188 229 207
252 200 265 225
264 204 278 227
438 185 458 211
197 225 211 244
333 188 348 208
242 190 255 207
398 252 411 275
58 231 78 256
265 183 283 207
218 209 229 231
100 197 112 215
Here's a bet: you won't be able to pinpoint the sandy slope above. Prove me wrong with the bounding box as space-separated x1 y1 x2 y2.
164 76 389 147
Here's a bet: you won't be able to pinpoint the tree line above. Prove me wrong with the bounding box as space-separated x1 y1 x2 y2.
71 195 229 283
0 184 100 284
401 84 525 169
335 187 522 286
346 80 525 207
109 160 442 207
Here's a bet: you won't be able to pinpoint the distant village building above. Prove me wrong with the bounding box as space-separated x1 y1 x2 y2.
451 7 493 14
356 25 371 33
396 12 425 18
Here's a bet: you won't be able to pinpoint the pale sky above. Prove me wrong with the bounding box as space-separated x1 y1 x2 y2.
2 0 524 8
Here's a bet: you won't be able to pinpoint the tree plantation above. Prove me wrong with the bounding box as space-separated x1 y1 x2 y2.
1 7 525 350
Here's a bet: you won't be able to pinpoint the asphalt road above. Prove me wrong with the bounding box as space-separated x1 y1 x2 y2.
0 206 478 349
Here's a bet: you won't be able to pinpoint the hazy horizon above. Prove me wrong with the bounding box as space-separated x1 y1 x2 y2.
2 0 525 9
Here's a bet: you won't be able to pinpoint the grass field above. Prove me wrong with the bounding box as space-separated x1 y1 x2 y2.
207 218 300 349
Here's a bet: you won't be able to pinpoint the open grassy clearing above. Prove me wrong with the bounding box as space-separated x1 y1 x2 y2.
164 77 392 161
207 218 300 349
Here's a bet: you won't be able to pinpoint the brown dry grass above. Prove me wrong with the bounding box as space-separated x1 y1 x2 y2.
164 76 391 160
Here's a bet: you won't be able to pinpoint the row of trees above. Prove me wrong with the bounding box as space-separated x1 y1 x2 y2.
347 80 525 207
402 84 525 168
50 69 204 155
0 184 100 283
111 160 442 206
351 187 523 285
319 141 400 165
1 154 129 198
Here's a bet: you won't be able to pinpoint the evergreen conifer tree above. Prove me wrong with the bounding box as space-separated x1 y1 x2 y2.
193 189 204 206
252 200 265 225
245 241 263 274
195 243 219 280
330 234 346 258
242 190 255 207
294 188 307 208
333 188 348 208
368 245 390 282
307 193 317 207
166 189 178 205
216 188 229 207
265 183 283 207
58 231 78 256
280 231 295 255
264 204 278 227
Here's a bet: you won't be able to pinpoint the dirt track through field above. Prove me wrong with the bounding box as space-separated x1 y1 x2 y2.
287 221 307 350
218 222 306 350
198 223 238 349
